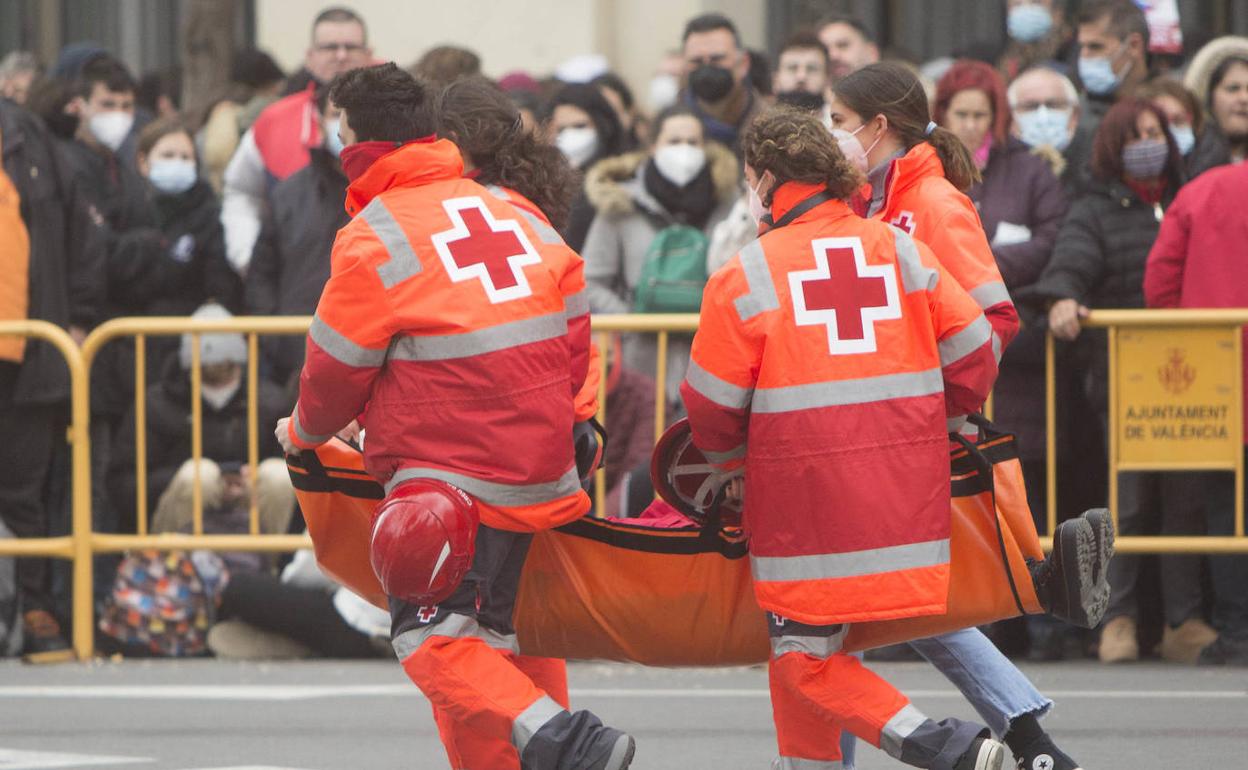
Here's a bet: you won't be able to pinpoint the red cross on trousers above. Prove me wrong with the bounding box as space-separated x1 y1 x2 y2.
432 197 542 303
416 605 438 623
788 237 902 355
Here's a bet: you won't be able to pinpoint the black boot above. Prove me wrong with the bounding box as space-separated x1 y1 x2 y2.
1029 509 1114 628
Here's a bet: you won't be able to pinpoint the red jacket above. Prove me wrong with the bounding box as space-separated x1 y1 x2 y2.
873 143 1019 358
1144 162 1248 442
290 140 592 531
681 183 997 625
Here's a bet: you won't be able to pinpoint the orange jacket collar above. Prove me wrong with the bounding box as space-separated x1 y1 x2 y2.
770 181 852 225
344 138 465 216
881 142 944 208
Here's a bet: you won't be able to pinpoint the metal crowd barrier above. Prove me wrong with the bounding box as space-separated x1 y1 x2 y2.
1046 309 1248 554
3 309 1245 660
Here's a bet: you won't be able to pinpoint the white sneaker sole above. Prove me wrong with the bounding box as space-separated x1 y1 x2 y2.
972 738 1006 770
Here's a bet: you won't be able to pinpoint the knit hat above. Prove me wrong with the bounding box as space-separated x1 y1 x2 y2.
180 303 247 369
1184 36 1248 108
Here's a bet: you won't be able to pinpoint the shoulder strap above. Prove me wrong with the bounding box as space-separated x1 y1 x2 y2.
762 190 835 231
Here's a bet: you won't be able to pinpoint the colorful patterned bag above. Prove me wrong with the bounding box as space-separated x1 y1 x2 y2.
98 549 229 657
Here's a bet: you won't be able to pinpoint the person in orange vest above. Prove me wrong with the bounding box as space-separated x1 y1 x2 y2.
683 105 1008 770
828 63 1098 770
275 64 633 770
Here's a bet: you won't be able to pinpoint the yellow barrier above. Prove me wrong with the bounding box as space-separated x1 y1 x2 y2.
4 309 1243 660
1046 309 1248 554
0 321 93 660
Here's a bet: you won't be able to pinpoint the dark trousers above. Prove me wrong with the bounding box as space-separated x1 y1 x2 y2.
1206 450 1248 639
0 364 61 614
219 571 379 658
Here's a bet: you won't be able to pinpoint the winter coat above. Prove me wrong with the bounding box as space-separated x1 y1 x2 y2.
0 101 106 405
289 140 592 533
1027 179 1173 408
968 138 1069 459
107 355 288 524
57 136 153 258
681 182 997 625
245 147 349 384
1145 162 1248 442
580 144 739 399
109 181 241 317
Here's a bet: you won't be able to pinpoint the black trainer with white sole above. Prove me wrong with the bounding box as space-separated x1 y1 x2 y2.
1029 509 1115 628
955 737 1007 770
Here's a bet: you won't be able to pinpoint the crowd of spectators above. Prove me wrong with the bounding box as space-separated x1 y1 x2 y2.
0 0 1245 666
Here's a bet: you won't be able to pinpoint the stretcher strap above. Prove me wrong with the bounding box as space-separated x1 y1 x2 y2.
951 425 1027 616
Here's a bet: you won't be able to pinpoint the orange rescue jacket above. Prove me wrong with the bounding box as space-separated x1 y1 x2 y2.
289 140 592 532
681 183 997 625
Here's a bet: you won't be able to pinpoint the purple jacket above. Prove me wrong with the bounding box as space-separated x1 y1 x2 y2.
968 138 1069 460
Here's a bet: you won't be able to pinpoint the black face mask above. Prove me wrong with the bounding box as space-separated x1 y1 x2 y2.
775 90 825 112
689 65 735 103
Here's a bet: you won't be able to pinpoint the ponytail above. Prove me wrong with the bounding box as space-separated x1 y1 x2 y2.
925 125 981 192
833 62 980 191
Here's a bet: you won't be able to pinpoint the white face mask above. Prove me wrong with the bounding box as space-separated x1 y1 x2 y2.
147 158 197 195
556 126 600 169
201 380 240 411
88 110 134 152
648 74 680 112
653 144 706 187
747 175 770 225
850 119 884 165
324 117 344 157
831 128 869 175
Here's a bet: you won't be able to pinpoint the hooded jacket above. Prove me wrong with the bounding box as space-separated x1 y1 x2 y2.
289 140 592 532
682 182 997 624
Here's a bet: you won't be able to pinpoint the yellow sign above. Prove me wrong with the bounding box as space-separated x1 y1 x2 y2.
1116 326 1242 465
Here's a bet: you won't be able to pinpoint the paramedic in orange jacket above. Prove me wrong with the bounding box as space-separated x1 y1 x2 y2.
682 106 1008 770
275 64 634 770
828 63 1090 770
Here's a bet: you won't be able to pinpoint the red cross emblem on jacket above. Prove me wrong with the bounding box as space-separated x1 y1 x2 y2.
432 196 542 303
787 237 901 355
889 210 917 235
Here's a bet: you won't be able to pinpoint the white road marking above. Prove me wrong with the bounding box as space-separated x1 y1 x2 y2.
0 686 1243 701
0 748 151 768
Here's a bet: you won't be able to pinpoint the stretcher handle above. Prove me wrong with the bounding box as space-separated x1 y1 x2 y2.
950 427 1028 616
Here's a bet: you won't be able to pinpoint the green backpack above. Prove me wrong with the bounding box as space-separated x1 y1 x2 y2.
633 224 710 314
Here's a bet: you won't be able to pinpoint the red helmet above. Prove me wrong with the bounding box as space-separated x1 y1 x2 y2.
650 418 743 527
369 478 479 605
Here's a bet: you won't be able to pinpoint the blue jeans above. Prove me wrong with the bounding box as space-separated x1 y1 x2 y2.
840 628 1052 766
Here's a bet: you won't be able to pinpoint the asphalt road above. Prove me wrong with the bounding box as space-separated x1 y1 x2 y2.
0 658 1244 769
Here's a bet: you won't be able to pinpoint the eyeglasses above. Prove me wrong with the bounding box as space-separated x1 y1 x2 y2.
315 42 366 54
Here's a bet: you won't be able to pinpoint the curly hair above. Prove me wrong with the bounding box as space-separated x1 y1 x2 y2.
740 105 862 205
329 63 435 143
435 77 577 230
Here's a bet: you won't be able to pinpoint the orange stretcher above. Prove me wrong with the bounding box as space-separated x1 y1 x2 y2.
286 423 1044 666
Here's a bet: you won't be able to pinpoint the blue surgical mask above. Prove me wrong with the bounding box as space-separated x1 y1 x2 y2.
324 118 344 158
1015 106 1073 151
1007 4 1053 43
148 158 197 195
1169 124 1195 156
1078 44 1129 96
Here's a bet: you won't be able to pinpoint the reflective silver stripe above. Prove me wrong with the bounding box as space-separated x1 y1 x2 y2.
291 409 333 446
969 281 1012 310
774 757 844 769
733 239 779 322
486 185 512 201
517 207 564 244
360 197 422 289
565 289 590 318
891 227 938 294
309 314 387 368
685 359 753 410
991 331 1003 363
385 465 582 507
880 704 928 759
771 627 848 659
389 313 567 362
512 695 566 753
703 444 746 466
938 315 992 368
391 614 519 660
752 538 950 582
752 368 943 414
947 415 969 433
